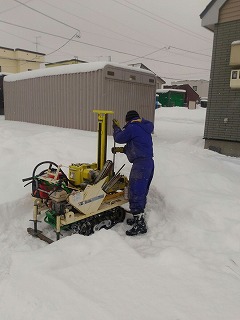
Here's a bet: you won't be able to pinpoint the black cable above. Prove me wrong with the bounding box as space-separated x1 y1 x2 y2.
43 0 212 58
12 0 80 34
110 0 212 43
40 0 156 51
0 20 210 71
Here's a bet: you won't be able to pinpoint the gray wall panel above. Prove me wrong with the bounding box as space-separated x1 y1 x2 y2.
204 20 240 143
4 64 156 134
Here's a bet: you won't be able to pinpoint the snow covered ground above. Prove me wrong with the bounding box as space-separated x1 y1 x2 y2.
0 107 240 320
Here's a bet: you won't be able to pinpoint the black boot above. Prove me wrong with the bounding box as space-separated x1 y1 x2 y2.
126 210 144 225
126 215 138 226
126 213 147 236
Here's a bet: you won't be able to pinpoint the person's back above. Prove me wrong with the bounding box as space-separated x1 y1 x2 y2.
114 118 153 163
112 110 154 236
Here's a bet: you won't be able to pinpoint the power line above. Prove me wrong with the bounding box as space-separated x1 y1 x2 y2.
0 19 210 71
110 0 212 43
46 32 79 56
0 28 35 44
5 5 205 64
0 28 79 57
169 46 211 57
161 47 211 63
12 0 80 35
0 0 33 14
41 0 211 59
116 0 211 42
121 46 211 66
40 0 159 51
121 47 168 63
5 32 80 68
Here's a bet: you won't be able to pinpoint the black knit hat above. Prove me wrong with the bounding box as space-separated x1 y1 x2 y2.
125 110 140 122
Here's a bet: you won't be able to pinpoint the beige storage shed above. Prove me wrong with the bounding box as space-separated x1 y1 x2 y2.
4 62 156 133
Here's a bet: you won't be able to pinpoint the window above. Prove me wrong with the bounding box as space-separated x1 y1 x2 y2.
193 86 197 91
28 69 32 71
232 70 238 79
149 78 154 83
0 66 2 72
107 71 114 76
129 75 136 81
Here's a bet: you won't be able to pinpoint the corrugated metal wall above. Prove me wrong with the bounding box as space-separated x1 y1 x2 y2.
4 64 156 134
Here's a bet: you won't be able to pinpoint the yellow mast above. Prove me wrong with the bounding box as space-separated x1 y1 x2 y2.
93 110 114 170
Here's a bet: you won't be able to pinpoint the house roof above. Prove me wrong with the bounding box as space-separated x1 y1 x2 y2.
164 84 200 100
128 63 166 84
0 46 45 56
15 48 45 56
46 59 87 66
200 0 218 18
200 0 228 31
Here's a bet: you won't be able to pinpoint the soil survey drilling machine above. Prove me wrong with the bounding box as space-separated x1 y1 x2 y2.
23 110 129 244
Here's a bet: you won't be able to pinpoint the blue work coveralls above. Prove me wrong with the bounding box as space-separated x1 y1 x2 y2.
113 118 154 214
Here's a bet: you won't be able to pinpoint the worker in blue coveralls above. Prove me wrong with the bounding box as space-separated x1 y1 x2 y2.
112 110 154 236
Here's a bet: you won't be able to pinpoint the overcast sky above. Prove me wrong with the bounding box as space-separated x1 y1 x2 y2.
0 0 213 83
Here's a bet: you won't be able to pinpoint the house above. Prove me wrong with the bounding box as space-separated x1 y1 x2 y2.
171 79 209 99
0 46 45 114
4 62 156 134
201 0 240 156
164 84 200 109
128 63 165 89
156 89 186 107
0 46 45 73
45 58 87 68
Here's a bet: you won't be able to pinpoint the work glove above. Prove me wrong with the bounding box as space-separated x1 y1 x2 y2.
111 147 124 154
112 118 120 129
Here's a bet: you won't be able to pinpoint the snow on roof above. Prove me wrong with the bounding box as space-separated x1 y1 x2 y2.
156 89 186 93
4 61 154 82
129 63 142 68
0 72 11 76
232 40 240 45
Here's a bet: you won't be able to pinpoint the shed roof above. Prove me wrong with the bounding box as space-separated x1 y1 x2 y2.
156 89 186 93
4 61 154 82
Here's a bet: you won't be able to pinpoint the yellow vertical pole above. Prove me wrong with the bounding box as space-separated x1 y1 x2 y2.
93 110 114 170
